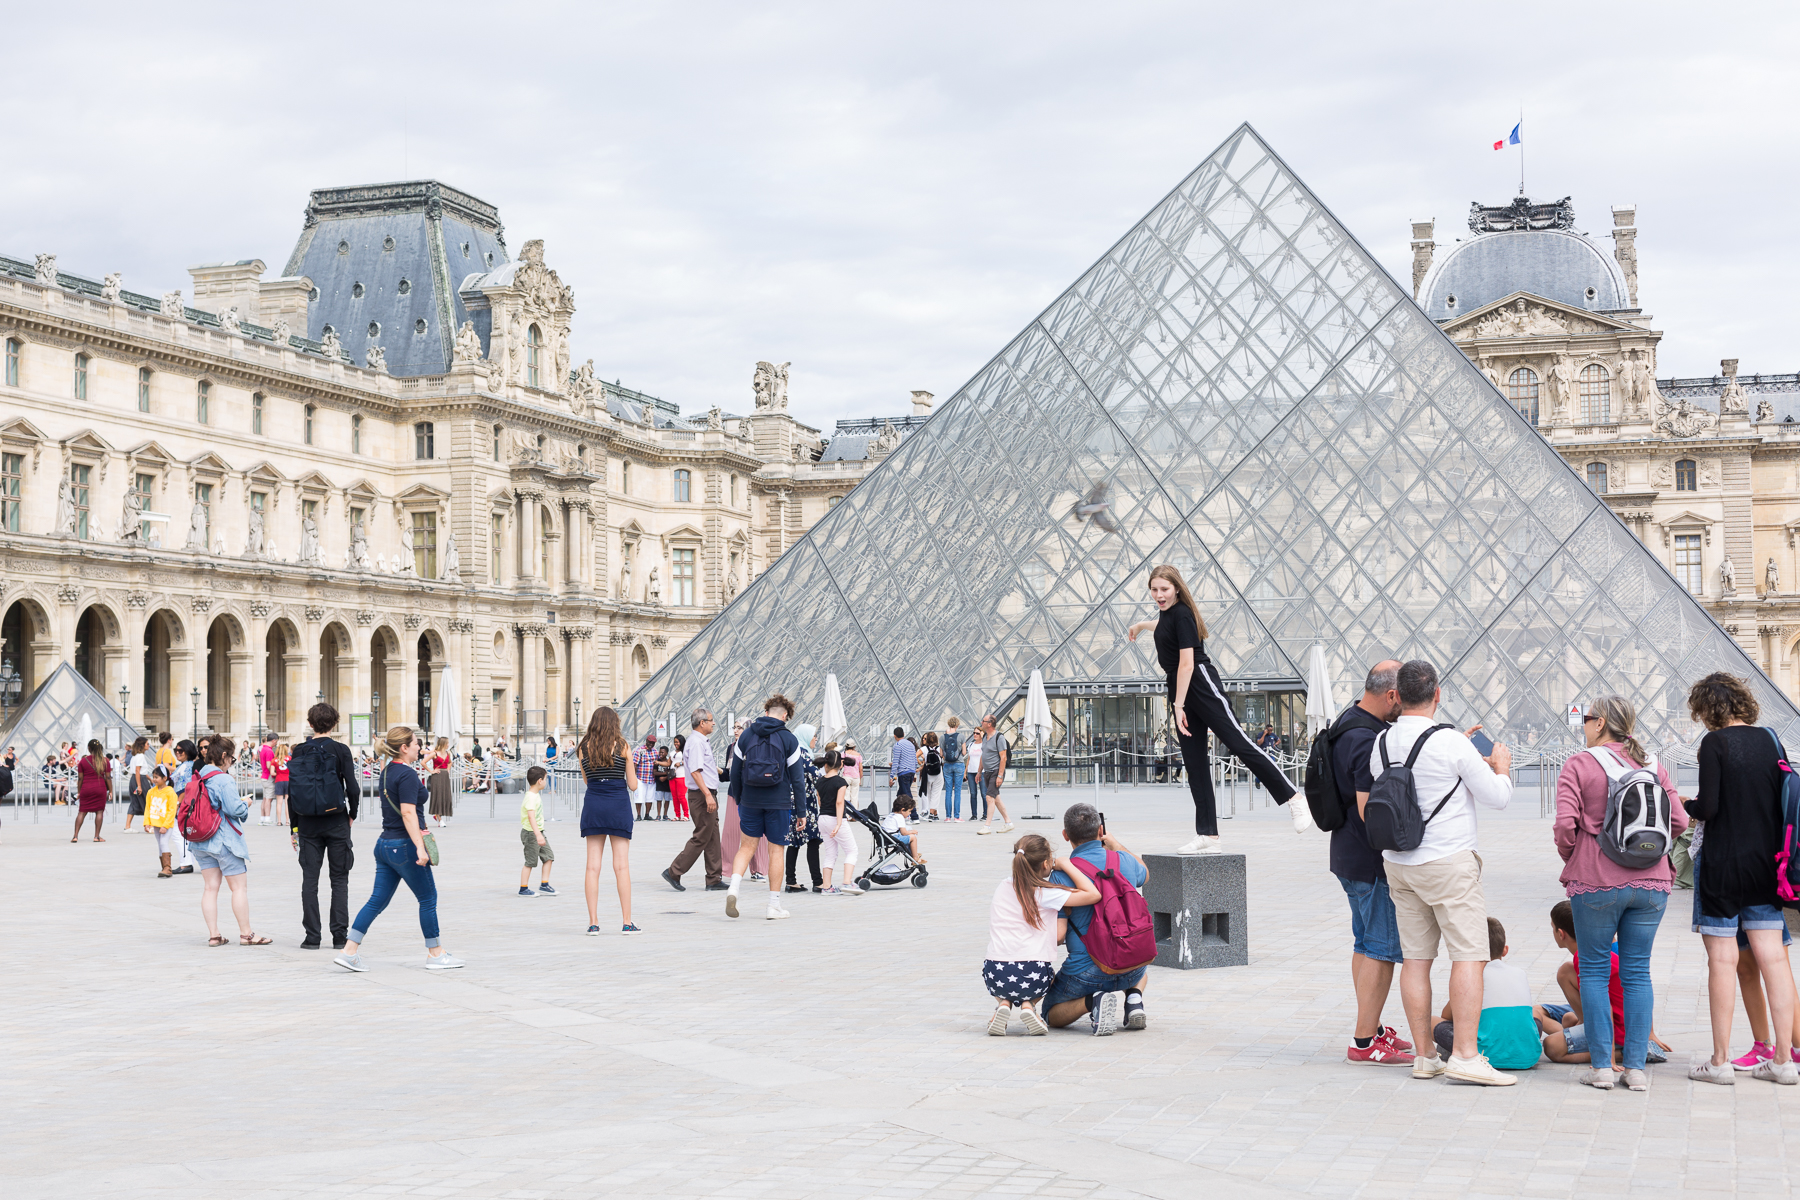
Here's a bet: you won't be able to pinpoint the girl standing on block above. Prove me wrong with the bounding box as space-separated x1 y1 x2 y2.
1127 563 1306 854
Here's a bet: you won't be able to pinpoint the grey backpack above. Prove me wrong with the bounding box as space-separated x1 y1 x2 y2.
1584 746 1672 870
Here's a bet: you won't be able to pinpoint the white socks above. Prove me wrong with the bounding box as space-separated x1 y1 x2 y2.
728 873 741 894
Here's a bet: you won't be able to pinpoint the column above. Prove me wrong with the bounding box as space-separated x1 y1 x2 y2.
428 657 447 737
103 646 131 721
247 605 269 739
168 649 196 740
282 652 306 740
300 610 323 718
228 649 254 742
566 631 586 730
124 607 147 732
521 624 545 737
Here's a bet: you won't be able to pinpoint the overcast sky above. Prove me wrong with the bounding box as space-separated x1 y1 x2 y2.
7 2 1796 430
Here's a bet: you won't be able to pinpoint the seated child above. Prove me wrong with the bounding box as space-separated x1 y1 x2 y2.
983 834 1100 1036
1432 918 1550 1070
519 765 556 896
1543 900 1670 1066
880 796 927 864
143 767 179 878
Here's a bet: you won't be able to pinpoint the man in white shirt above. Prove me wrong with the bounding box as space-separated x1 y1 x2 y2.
662 708 726 892
1363 659 1515 1087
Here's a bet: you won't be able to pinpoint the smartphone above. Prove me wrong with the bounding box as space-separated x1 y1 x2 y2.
1469 730 1495 757
1099 811 1107 837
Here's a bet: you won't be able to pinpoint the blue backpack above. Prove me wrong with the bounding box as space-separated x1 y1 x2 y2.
741 724 789 789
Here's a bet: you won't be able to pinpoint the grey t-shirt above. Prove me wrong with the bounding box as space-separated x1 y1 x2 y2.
981 734 1009 773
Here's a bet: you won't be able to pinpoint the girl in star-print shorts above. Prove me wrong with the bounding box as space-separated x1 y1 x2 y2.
982 834 1101 1036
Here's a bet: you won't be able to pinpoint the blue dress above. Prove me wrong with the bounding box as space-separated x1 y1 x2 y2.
579 751 633 839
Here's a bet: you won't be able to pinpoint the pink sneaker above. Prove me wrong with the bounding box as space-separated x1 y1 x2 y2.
1346 1037 1414 1066
1732 1040 1775 1071
1379 1026 1414 1053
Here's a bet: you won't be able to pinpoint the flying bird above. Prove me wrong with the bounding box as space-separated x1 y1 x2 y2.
1068 480 1120 534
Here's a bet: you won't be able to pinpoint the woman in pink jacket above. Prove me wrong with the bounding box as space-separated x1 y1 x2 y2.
1554 694 1689 1092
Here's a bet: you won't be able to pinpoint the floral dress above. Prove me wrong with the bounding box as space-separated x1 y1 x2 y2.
791 757 821 844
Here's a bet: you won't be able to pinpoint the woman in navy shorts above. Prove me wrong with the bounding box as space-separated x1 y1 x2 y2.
579 706 641 936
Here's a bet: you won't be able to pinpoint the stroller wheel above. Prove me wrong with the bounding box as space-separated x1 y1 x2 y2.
912 869 929 888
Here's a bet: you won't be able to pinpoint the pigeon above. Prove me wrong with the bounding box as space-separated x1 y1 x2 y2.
1068 480 1120 534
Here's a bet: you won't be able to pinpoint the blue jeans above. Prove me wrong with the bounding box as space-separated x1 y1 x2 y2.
351 837 441 948
944 763 966 819
1569 886 1668 1070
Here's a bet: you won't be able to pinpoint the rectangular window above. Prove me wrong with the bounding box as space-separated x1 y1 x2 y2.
1675 534 1703 595
73 353 87 400
491 514 503 583
674 469 691 503
252 392 263 435
1675 459 1696 491
672 547 695 606
621 461 631 494
729 474 738 507
415 422 434 460
352 414 362 454
348 504 363 529
412 510 437 577
1585 462 1607 494
135 473 155 512
197 379 210 424
195 482 212 545
493 425 502 462
4 339 18 387
138 367 151 412
304 405 315 445
1 453 21 532
252 490 267 515
70 463 90 540
828 495 841 509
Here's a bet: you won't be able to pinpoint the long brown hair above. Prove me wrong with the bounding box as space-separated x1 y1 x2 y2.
580 706 627 769
1010 833 1073 930
1148 564 1207 639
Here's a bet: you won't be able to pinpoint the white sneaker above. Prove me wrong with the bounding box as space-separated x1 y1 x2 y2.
1753 1059 1800 1085
1576 1066 1617 1090
1018 1006 1049 1036
997 823 1015 833
1445 1054 1516 1086
424 952 465 970
987 1007 1010 1037
766 900 790 921
1289 799 1315 833
1411 1054 1446 1079
976 825 995 835
1176 836 1209 854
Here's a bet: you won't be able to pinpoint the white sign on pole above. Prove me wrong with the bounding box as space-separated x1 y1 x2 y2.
1567 703 1583 728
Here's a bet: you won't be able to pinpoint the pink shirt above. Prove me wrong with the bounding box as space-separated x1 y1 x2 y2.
1554 742 1689 894
258 742 276 780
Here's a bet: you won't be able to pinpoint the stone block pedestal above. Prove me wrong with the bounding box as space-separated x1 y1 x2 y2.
1142 852 1248 969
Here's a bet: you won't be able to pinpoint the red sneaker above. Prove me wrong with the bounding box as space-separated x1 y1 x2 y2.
1379 1026 1413 1052
1346 1038 1415 1066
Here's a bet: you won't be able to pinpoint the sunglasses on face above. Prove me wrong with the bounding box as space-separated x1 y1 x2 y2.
1583 714 1601 724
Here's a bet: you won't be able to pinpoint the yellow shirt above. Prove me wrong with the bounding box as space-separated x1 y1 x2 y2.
520 791 545 832
144 784 179 828
155 746 177 770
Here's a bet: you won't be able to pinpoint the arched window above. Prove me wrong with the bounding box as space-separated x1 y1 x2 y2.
138 366 151 412
73 353 88 400
526 324 542 389
674 468 691 503
1675 459 1696 491
304 404 316 445
492 424 502 462
197 379 211 424
1507 367 1539 425
1579 364 1611 424
1585 462 1608 494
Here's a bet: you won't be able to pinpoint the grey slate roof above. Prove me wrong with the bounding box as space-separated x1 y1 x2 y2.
1422 225 1628 322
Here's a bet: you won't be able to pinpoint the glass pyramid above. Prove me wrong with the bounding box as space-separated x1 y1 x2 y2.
623 125 1800 758
0 662 140 767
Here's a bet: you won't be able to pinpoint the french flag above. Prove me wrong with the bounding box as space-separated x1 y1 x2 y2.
1493 124 1521 151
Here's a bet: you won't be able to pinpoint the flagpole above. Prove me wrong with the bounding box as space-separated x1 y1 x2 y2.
1518 106 1525 196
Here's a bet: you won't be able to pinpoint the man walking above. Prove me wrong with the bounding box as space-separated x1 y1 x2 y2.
725 694 805 920
1367 660 1515 1086
889 728 917 807
1329 661 1412 1066
663 708 726 892
974 714 1013 834
284 702 362 950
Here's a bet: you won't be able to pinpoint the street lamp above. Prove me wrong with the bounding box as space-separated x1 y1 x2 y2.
118 684 130 724
470 691 478 739
573 695 582 736
515 692 524 757
190 687 201 739
372 689 381 730
254 688 263 742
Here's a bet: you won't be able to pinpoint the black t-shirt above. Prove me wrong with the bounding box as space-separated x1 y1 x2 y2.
377 762 429 839
1692 725 1786 916
816 775 849 818
1326 707 1389 884
1153 603 1207 703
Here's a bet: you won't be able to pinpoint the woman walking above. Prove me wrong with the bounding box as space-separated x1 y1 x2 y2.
427 736 454 828
578 706 641 935
335 726 462 971
122 736 150 832
816 750 862 895
186 738 270 946
1126 564 1302 853
1683 672 1798 1085
785 724 824 894
841 738 862 812
72 738 110 842
1553 694 1689 1091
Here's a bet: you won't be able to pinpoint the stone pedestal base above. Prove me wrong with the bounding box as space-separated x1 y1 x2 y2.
1143 852 1248 969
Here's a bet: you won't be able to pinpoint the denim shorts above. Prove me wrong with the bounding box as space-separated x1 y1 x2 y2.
1338 875 1403 964
191 845 248 877
738 805 791 846
1042 953 1146 1010
1562 1023 1590 1057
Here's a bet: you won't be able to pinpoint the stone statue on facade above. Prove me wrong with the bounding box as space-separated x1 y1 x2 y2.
570 359 597 410
365 344 388 373
161 291 184 320
1720 555 1737 595
554 329 570 393
271 317 291 346
101 273 122 302
753 361 791 410
444 531 461 583
349 521 372 571
706 405 723 430
1546 357 1574 421
620 552 632 601
219 306 242 335
454 319 484 363
507 310 524 384
245 506 264 557
871 420 902 456
299 515 322 565
646 565 661 606
1767 557 1780 597
1478 359 1503 391
1719 379 1748 416
185 500 208 551
1758 397 1775 423
34 254 57 285
398 520 415 573
726 561 740 599
53 477 76 536
118 488 144 544
1651 460 1675 490
1654 396 1718 440
319 328 343 359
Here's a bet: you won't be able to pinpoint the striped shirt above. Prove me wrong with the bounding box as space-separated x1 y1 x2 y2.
891 739 918 775
583 751 628 783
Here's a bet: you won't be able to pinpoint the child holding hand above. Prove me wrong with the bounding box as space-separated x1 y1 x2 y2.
983 833 1100 1036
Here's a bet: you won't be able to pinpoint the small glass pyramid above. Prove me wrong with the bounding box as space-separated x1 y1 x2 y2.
623 125 1799 756
0 662 140 767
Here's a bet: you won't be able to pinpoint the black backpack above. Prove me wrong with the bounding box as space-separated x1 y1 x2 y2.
740 724 789 789
924 746 942 775
1303 706 1387 832
1364 724 1458 853
286 739 347 818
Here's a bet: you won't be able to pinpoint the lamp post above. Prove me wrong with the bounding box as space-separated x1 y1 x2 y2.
254 688 263 743
190 687 201 739
573 695 582 737
372 690 381 732
470 692 478 741
515 693 524 759
118 684 130 725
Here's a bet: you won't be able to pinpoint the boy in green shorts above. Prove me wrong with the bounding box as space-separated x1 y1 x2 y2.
520 765 556 896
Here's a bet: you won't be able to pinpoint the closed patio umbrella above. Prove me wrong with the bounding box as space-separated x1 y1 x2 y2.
1023 669 1053 819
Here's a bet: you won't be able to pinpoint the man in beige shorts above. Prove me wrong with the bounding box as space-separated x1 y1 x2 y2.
1363 660 1515 1086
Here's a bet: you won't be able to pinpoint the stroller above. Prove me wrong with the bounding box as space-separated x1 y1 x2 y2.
848 801 928 889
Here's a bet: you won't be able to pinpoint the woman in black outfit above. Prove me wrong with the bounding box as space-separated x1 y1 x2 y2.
1127 563 1301 853
1684 672 1798 1086
579 705 641 936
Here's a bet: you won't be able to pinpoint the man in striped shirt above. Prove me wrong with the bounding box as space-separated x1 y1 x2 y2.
890 728 918 804
632 736 657 822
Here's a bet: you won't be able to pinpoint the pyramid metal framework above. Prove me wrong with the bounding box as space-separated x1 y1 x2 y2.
622 125 1800 758
0 662 140 767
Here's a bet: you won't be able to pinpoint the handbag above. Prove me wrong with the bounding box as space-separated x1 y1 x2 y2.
382 765 440 866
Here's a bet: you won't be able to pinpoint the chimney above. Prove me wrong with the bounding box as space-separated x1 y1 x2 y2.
258 276 315 335
188 259 267 323
910 390 934 417
1409 220 1435 301
1611 207 1638 308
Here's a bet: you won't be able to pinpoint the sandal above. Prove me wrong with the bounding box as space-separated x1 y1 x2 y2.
239 933 272 946
208 936 229 947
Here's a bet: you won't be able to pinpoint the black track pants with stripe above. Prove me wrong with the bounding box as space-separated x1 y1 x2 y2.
1175 660 1296 836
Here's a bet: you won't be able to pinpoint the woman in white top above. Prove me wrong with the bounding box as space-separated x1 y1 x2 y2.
983 833 1101 1036
840 739 863 810
965 728 986 822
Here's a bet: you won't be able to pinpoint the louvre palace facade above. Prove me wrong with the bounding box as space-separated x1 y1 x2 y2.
0 180 923 747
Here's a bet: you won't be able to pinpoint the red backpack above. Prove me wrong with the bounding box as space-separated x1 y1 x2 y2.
1070 851 1157 974
176 766 232 843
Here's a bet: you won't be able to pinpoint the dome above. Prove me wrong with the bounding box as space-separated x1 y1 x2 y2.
1421 226 1627 323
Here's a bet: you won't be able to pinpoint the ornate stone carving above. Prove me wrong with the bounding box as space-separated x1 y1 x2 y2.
304 606 325 622
126 591 149 610
513 621 547 637
1720 555 1737 595
707 405 724 430
191 597 213 615
753 360 790 410
569 359 597 411
249 601 271 618
444 531 461 584
1758 397 1776 423
245 506 264 557
447 618 475 634
184 500 208 550
1468 195 1575 234
270 317 291 346
55 584 80 603
1651 460 1674 490
219 306 242 335
365 345 388 373
1767 557 1780 597
554 328 570 394
1469 297 1574 339
1653 396 1718 440
453 319 484 363
403 614 422 630
298 515 324 566
870 420 902 456
34 254 57 285
355 610 375 626
319 328 343 359
1612 208 1639 308
101 273 122 302
567 626 594 640
650 635 668 648
161 291 184 319
1718 358 1748 415
348 521 372 571
1620 349 1658 420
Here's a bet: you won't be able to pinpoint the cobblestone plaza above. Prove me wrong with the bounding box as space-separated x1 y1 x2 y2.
5 788 1792 1199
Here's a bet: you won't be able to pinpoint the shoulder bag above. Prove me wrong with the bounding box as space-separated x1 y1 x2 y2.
382 765 440 865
